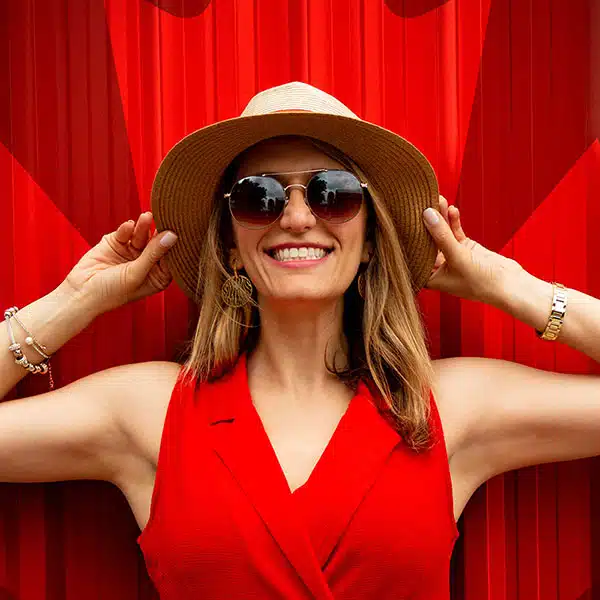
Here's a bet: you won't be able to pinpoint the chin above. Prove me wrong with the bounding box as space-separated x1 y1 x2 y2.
263 284 341 303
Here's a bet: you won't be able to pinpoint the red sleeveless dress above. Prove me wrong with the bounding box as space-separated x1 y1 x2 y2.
137 354 459 599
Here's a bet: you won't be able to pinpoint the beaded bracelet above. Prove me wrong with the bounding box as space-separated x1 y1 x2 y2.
4 307 54 390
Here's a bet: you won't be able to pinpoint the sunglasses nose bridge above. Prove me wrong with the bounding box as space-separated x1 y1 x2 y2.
283 182 307 199
279 183 316 229
282 182 311 209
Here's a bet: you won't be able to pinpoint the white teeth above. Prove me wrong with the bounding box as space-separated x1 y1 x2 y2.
271 247 329 262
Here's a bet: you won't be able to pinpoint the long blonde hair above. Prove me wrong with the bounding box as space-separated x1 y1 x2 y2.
179 136 436 451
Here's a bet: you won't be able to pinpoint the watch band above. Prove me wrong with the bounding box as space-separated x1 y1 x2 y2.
535 282 568 341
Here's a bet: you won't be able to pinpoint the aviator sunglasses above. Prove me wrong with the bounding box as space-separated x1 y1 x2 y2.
224 168 368 229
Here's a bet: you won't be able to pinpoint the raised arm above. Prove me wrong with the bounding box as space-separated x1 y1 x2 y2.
435 269 600 508
0 212 178 484
421 199 600 511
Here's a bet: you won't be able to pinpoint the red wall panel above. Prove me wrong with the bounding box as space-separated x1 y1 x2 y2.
1 1 599 598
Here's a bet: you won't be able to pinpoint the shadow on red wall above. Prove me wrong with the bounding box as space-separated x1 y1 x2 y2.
143 0 211 17
384 0 451 17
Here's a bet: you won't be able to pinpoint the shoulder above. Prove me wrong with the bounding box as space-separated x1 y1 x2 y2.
429 356 489 460
105 360 183 409
110 360 184 464
118 359 183 390
430 355 543 460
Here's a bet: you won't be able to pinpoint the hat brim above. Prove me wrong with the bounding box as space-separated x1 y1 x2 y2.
151 112 439 302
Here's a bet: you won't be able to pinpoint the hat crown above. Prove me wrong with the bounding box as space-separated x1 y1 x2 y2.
240 81 360 120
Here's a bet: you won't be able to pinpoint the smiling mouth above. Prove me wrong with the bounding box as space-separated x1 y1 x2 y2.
266 247 333 262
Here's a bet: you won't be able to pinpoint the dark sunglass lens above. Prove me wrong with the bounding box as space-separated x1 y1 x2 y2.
229 176 285 227
307 171 363 223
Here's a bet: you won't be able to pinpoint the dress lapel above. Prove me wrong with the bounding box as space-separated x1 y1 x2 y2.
206 356 334 600
293 381 402 569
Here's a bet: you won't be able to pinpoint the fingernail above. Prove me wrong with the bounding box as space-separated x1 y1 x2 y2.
160 231 178 248
423 208 439 225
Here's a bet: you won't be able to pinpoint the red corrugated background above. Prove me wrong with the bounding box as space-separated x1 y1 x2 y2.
1 0 599 598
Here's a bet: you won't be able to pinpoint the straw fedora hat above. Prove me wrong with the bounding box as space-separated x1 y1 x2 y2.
151 81 440 302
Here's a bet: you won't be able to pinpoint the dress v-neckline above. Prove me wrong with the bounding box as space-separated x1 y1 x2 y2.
206 354 404 582
240 358 361 497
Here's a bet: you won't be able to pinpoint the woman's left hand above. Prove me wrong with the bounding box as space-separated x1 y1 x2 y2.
422 197 525 304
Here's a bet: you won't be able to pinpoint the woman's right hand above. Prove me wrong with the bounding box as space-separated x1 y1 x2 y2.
62 212 179 314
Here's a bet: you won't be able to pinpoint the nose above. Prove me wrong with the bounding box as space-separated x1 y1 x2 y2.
278 186 316 232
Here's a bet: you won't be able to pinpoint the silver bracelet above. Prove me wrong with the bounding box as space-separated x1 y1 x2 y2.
6 308 51 359
4 306 55 389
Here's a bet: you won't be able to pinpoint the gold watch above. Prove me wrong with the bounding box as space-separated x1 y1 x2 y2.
535 282 568 341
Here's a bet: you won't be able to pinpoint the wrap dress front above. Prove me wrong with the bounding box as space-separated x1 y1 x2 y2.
137 354 459 598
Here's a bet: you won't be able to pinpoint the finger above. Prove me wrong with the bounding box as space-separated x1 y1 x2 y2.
127 230 178 283
152 256 174 286
131 212 152 246
438 196 449 223
131 212 152 251
114 220 135 244
131 256 174 301
448 206 468 242
422 208 465 265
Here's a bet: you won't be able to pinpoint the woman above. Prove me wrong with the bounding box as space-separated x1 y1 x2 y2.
1 81 600 599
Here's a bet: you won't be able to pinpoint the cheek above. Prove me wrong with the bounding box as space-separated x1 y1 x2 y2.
333 218 368 255
231 223 250 253
230 221 243 248
232 227 265 268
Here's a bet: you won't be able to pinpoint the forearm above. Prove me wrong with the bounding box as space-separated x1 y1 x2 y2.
1 284 100 399
491 269 600 364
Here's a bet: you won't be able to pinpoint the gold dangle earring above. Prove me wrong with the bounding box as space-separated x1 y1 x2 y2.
221 265 254 308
